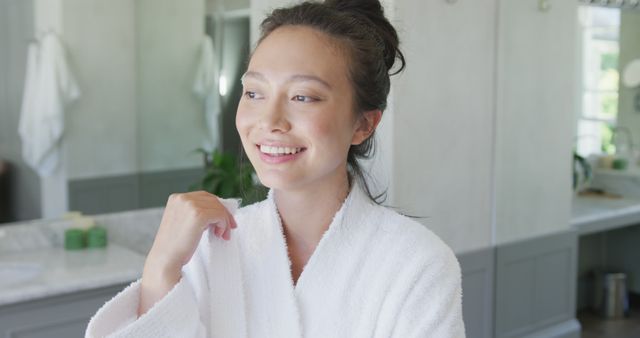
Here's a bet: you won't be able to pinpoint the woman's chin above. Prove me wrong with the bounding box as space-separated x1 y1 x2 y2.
254 172 304 191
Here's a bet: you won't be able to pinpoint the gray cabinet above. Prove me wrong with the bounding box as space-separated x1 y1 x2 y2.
495 231 580 338
459 248 495 338
0 283 128 338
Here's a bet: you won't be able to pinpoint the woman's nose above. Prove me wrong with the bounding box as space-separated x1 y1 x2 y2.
260 97 291 132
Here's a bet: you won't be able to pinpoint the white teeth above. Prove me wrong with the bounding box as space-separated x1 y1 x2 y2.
259 144 303 155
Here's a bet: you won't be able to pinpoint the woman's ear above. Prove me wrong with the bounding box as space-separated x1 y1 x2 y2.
351 110 382 145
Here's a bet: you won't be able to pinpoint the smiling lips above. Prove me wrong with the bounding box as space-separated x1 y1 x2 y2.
256 143 307 163
258 144 305 155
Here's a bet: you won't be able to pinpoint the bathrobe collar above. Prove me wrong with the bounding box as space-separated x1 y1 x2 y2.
242 178 372 337
265 178 370 291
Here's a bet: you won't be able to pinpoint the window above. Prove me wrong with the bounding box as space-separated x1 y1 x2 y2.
576 6 621 156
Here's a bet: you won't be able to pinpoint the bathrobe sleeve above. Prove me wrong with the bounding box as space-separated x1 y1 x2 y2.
85 238 210 338
85 198 241 338
390 248 466 338
84 276 207 338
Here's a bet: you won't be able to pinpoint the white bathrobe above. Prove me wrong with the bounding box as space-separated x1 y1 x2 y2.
85 180 465 337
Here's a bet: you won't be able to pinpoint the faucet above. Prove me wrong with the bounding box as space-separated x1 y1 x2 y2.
610 126 634 157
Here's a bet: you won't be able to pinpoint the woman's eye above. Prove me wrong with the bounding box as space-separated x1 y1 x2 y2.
244 91 260 99
292 95 317 103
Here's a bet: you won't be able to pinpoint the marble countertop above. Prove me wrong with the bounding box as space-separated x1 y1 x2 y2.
571 195 640 235
0 243 145 306
0 207 163 307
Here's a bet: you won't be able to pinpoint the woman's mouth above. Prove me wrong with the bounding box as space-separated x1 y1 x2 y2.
256 144 307 163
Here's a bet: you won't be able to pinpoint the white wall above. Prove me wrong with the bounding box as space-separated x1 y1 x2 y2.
391 0 497 253
62 0 207 177
494 0 577 244
62 0 138 179
136 0 207 172
392 0 579 249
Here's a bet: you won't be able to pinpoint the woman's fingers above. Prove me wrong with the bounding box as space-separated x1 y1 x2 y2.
223 212 237 235
212 214 235 240
213 224 224 237
212 224 231 240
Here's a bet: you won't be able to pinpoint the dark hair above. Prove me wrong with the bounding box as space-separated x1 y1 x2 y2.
252 0 406 205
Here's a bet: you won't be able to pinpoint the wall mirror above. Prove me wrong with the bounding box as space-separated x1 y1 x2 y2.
0 0 251 223
575 1 640 165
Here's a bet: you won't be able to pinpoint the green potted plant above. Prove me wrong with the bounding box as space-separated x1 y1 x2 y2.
573 150 592 192
189 148 267 206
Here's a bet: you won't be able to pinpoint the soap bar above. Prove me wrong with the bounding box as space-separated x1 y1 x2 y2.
87 226 107 248
64 228 86 250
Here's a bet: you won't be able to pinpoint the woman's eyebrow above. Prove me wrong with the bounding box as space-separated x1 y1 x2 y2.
241 71 332 90
289 74 332 90
241 71 267 83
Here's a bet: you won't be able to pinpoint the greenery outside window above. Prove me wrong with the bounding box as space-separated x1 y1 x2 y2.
576 6 621 157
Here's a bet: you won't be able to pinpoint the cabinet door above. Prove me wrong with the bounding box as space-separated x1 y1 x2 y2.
0 283 129 338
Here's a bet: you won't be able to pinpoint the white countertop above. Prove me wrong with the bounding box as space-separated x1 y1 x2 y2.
571 195 640 235
0 242 146 307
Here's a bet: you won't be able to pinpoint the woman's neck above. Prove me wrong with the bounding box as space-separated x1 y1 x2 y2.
273 171 351 253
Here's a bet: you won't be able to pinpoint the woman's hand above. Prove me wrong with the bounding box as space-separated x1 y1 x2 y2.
138 191 238 317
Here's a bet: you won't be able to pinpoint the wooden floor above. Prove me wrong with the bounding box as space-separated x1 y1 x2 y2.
578 308 640 338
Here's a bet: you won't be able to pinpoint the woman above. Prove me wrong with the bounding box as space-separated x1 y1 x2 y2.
86 0 465 337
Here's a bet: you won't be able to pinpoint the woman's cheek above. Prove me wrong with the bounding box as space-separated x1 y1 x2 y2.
318 117 351 142
235 107 253 137
302 115 333 137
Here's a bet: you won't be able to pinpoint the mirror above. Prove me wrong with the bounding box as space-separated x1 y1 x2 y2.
575 4 640 167
0 0 251 223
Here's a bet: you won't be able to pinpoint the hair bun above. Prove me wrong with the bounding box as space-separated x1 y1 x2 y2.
325 0 384 18
324 0 404 75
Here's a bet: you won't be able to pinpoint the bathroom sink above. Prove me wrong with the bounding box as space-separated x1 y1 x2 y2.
591 169 640 199
0 262 44 288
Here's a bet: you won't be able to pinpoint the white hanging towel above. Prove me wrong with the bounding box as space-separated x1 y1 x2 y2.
192 35 222 152
18 32 80 177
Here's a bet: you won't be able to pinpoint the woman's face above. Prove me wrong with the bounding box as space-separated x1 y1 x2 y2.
236 25 371 191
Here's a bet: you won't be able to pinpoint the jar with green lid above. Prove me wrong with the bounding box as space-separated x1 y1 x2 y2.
64 228 86 250
87 226 107 248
